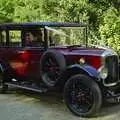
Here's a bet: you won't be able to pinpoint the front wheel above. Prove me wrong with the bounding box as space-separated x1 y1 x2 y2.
64 74 102 117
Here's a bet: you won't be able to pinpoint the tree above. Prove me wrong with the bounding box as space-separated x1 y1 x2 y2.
0 0 16 23
99 7 120 54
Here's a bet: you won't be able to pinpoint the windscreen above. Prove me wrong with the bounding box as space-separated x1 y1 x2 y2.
46 26 87 47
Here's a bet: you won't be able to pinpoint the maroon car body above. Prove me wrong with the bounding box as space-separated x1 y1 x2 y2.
0 22 120 117
6 48 102 76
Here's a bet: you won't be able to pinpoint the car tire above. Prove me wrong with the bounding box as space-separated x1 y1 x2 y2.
40 50 66 88
0 72 8 93
64 74 102 117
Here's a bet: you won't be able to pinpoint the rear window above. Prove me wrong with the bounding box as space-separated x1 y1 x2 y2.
9 30 21 47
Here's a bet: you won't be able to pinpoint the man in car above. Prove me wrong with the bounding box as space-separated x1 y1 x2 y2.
24 30 43 47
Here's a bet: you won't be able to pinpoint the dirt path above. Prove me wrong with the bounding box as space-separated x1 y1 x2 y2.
0 89 120 120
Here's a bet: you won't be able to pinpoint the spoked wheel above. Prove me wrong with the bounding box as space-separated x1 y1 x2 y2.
0 72 8 93
40 50 66 88
64 74 102 117
42 57 60 85
69 82 93 113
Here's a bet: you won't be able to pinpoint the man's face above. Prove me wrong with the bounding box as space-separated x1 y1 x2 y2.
25 32 34 42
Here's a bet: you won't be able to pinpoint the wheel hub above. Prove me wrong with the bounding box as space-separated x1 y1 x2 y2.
69 82 93 112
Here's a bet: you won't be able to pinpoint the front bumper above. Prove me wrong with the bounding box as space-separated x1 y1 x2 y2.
105 88 120 103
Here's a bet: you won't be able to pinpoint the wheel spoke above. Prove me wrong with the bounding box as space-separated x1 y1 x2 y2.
68 81 93 113
42 57 61 83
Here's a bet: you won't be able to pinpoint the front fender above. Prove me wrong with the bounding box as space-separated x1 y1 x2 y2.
64 64 100 80
57 64 100 88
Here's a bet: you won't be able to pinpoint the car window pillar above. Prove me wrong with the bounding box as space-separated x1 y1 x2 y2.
85 27 88 48
44 27 48 50
21 30 25 47
0 30 2 44
6 30 9 46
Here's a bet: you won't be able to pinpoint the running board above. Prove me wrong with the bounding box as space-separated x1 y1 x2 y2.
5 82 47 93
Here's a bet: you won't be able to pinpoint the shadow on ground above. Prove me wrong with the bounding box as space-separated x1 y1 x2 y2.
2 87 120 119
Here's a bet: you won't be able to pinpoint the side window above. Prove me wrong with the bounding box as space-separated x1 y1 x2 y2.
23 29 44 47
0 31 6 46
9 30 21 47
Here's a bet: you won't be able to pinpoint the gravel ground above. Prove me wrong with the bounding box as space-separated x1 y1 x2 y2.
0 89 120 120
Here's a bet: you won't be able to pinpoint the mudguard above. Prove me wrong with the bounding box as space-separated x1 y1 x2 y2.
63 64 100 81
56 64 100 88
0 60 8 72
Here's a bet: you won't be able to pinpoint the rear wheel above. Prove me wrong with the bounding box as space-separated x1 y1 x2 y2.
64 74 102 117
0 72 8 93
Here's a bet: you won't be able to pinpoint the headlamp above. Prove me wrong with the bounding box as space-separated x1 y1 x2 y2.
98 66 108 79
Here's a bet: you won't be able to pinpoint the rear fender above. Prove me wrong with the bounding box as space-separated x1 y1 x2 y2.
0 60 12 82
0 60 8 72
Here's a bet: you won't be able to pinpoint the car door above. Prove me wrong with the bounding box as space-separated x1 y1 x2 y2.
21 47 44 79
20 29 45 80
0 30 29 77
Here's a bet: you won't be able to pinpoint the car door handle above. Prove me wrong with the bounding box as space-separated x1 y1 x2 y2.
17 51 26 54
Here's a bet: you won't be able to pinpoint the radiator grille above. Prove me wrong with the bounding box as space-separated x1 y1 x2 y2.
105 55 119 84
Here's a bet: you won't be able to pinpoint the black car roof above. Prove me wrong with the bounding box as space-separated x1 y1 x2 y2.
0 22 87 30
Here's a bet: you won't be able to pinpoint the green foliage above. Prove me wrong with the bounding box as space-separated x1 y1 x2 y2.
57 0 89 22
0 0 120 54
99 7 120 54
13 0 43 22
0 0 16 23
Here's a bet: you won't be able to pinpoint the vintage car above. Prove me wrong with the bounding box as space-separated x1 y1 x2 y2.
0 22 120 117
